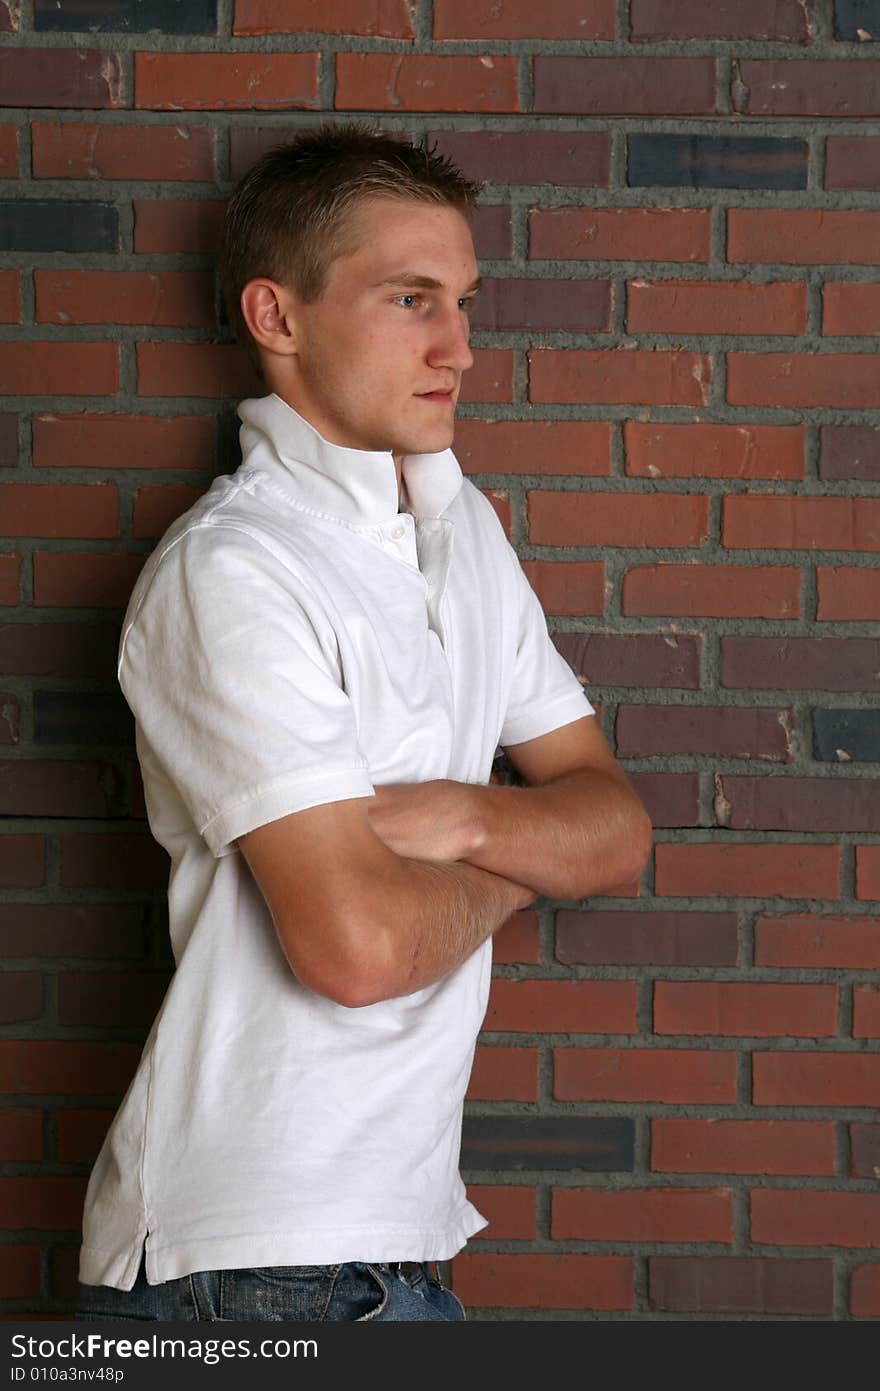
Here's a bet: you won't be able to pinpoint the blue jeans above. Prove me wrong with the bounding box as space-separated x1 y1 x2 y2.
77 1255 465 1323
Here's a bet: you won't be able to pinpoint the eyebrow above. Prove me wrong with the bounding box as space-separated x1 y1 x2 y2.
375 273 482 293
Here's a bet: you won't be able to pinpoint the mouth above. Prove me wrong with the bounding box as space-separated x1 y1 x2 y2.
417 389 455 403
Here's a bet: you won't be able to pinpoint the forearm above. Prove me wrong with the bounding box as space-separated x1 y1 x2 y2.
464 770 652 900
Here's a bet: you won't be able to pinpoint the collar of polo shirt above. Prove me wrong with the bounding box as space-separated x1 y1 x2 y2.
237 393 464 528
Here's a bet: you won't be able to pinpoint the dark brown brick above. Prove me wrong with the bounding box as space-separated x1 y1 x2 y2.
61 833 168 888
850 1124 880 1180
627 772 699 828
0 690 19 744
0 1110 42 1162
0 623 119 679
534 58 716 115
650 1257 832 1316
430 130 609 187
0 903 145 958
722 637 880 693
471 205 512 261
133 199 224 255
734 61 880 117
616 705 792 761
556 910 738 967
0 973 43 1024
631 0 814 40
0 836 45 889
825 137 880 192
470 278 610 333
34 690 133 746
0 759 124 818
820 426 880 482
228 122 322 178
58 970 171 1027
433 0 614 38
56 1109 116 1164
0 412 16 467
0 1041 141 1095
460 1116 633 1172
554 632 701 690
0 49 123 108
720 775 880 834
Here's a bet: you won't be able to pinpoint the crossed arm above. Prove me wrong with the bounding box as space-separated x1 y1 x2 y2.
238 715 651 1008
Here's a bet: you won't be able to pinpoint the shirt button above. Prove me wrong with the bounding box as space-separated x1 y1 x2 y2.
391 525 406 539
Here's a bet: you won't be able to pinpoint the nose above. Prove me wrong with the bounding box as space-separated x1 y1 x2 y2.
428 302 474 374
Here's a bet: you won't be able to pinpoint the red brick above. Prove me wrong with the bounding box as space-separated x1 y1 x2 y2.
59 970 170 1028
335 53 518 113
616 705 791 761
0 1247 41 1300
823 282 880 337
753 1052 880 1107
728 210 880 265
631 0 814 41
721 636 880 693
721 774 880 835
235 0 415 35
2 483 117 539
530 206 711 263
133 199 224 254
628 280 806 336
0 269 19 323
132 484 206 540
434 0 614 38
484 979 636 1034
0 552 19 605
466 1186 536 1240
0 836 45 888
556 910 738 967
0 1110 42 1162
825 137 880 192
33 412 214 471
534 57 716 115
650 1255 832 1316
554 1047 736 1103
450 1253 631 1310
492 910 540 964
56 1109 115 1164
136 52 318 111
35 270 216 329
0 342 118 397
652 1119 835 1177
453 420 610 477
458 349 514 404
625 422 804 481
0 50 123 109
430 130 609 188
136 343 260 400
854 986 880 1039
627 771 698 829
856 846 880 901
553 1186 732 1242
728 353 880 408
852 1264 880 1317
60 832 168 889
655 843 839 900
0 1177 86 1230
0 123 17 177
33 553 144 608
0 972 43 1024
654 982 837 1038
472 277 611 333
751 1190 880 1248
734 61 880 117
818 567 880 621
0 622 118 678
0 759 121 818
521 561 604 617
529 491 707 548
725 495 880 551
623 564 799 619
0 1041 140 1094
556 631 702 689
32 121 215 181
471 204 512 260
756 914 880 968
466 1046 537 1101
0 903 144 959
483 489 510 536
530 349 710 406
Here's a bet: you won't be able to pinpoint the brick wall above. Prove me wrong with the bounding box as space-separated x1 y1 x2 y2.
0 0 878 1322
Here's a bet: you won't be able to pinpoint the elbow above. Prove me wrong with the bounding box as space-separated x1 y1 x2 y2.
276 910 399 1010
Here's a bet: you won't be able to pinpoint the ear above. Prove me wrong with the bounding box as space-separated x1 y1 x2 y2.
239 279 299 361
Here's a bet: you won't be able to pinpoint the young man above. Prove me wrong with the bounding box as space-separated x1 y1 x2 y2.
76 124 651 1323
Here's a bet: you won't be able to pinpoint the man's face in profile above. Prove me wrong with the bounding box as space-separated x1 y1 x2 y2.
286 195 481 459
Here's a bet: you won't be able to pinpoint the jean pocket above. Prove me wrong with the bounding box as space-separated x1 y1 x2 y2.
322 1263 389 1322
219 1265 341 1322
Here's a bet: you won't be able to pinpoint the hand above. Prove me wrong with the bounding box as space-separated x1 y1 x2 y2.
367 780 485 865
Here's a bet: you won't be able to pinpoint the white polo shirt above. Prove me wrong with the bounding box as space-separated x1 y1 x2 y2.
78 392 594 1290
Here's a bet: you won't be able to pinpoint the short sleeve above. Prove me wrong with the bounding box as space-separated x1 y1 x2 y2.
499 549 595 748
119 525 374 857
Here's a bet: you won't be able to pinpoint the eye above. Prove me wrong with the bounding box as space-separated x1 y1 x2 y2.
394 293 422 310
